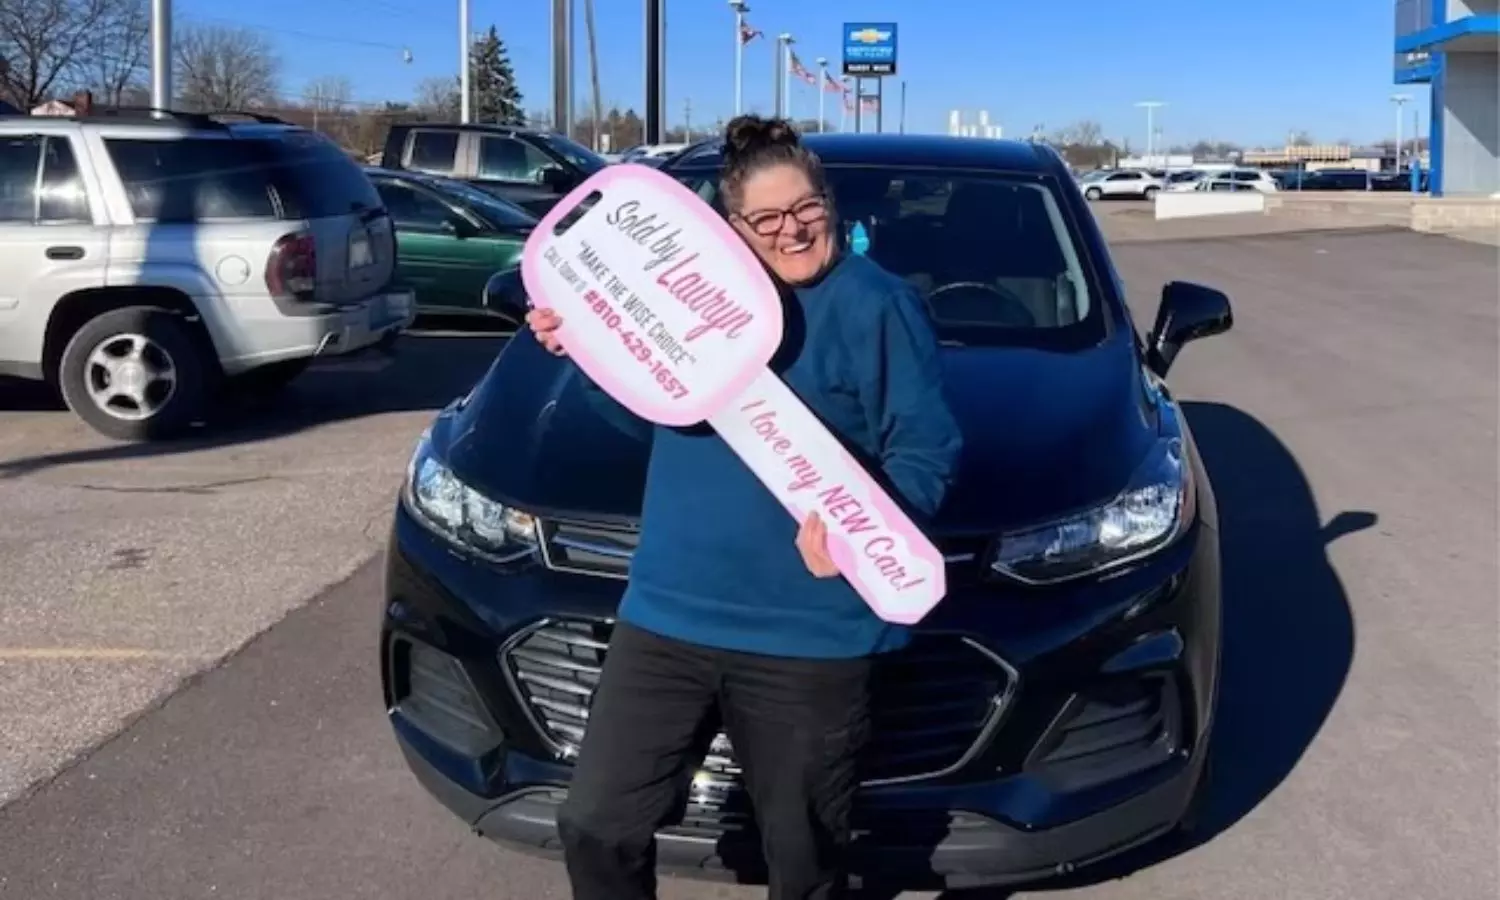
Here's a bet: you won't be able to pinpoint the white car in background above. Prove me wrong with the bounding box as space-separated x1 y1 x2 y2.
1078 169 1164 201
1191 169 1280 193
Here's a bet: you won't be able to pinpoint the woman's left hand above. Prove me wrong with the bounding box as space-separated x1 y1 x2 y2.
796 512 839 578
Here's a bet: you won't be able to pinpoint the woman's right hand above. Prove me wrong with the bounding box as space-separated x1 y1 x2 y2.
525 307 567 357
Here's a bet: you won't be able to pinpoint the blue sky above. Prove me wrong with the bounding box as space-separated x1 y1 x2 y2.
180 0 1430 147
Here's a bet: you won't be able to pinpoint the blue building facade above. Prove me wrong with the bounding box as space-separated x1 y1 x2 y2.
1395 0 1499 195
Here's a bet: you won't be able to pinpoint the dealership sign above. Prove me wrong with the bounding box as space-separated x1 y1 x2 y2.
519 164 946 624
842 22 897 76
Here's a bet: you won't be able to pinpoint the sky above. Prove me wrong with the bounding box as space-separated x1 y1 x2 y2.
178 0 1432 148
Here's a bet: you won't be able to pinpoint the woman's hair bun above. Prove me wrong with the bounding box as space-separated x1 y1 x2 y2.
723 115 800 163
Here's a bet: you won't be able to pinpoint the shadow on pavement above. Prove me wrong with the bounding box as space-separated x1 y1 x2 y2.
0 329 508 478
864 401 1370 900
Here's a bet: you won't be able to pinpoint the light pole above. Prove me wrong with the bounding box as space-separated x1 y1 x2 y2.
816 57 827 132
730 1 748 115
459 0 471 123
1391 93 1411 171
1135 100 1164 163
150 0 171 112
777 33 793 120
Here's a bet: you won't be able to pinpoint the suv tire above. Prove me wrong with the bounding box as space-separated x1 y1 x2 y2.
58 306 211 442
1085 187 1103 201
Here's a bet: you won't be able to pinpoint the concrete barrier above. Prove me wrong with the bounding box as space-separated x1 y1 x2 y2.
1154 191 1267 220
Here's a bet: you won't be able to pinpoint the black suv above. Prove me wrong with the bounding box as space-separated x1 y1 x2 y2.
381 134 1232 890
378 123 608 217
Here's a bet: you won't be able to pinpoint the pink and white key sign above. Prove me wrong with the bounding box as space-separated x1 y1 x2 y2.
520 164 946 625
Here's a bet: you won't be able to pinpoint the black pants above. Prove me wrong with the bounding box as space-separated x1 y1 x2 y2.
556 621 873 900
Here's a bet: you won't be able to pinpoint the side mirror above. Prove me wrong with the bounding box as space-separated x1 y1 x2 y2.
1146 281 1233 378
538 166 573 192
483 266 528 321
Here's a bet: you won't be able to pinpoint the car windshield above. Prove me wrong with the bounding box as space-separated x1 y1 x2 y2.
537 133 607 173
423 175 537 229
1078 170 1109 182
674 165 1099 346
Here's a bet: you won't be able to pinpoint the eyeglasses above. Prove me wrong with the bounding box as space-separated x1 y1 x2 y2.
737 195 830 237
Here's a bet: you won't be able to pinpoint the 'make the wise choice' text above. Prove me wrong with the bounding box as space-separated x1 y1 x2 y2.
605 200 757 343
739 399 928 592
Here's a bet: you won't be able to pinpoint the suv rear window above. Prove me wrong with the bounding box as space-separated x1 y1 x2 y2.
105 137 279 221
104 131 381 222
259 130 383 219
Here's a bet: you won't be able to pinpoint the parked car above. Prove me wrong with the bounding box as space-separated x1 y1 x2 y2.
1080 168 1164 200
0 108 411 441
378 122 608 217
381 133 1232 890
364 167 536 323
1192 169 1281 193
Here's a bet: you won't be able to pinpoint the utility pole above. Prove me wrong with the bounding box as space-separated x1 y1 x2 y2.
584 0 602 150
645 0 665 144
816 58 827 132
729 0 748 116
459 0 471 123
683 97 692 141
551 0 572 136
899 80 906 134
1391 93 1411 171
776 33 793 120
1135 100 1164 162
150 0 171 112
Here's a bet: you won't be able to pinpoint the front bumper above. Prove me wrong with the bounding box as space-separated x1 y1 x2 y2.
381 503 1221 890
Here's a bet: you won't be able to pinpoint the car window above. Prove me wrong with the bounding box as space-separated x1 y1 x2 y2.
407 130 460 175
675 166 1097 342
256 130 384 219
423 176 536 230
0 135 41 222
375 180 457 230
1106 172 1138 181
535 133 607 174
104 137 279 222
37 136 90 223
477 136 554 182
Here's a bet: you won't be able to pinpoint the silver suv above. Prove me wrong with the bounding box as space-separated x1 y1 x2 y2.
0 109 414 441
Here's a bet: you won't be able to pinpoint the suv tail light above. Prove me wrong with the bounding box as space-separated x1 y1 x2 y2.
266 232 317 300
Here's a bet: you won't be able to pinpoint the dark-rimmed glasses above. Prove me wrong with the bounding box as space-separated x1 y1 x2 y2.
736 195 830 236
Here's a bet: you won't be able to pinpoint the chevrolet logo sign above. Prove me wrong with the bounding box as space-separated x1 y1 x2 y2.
848 28 891 44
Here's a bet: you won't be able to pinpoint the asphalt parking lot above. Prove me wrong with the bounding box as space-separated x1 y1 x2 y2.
0 221 1495 900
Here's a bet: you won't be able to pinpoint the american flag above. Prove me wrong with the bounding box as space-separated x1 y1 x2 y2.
789 51 817 86
739 22 762 44
823 71 846 94
860 97 879 111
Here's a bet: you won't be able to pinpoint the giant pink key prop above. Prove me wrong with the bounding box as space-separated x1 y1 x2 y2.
520 164 945 625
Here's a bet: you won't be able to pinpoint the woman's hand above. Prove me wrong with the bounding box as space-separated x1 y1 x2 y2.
525 307 568 357
796 512 839 578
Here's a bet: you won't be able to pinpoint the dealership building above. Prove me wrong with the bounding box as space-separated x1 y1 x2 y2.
1395 0 1498 195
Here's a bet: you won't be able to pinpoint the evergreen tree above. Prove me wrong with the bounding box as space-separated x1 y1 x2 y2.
470 26 524 125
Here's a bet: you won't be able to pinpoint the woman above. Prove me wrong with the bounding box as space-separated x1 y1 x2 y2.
526 116 963 900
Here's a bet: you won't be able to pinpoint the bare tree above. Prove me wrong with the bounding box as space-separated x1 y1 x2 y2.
1073 119 1103 147
1288 130 1314 146
0 0 114 107
90 0 147 105
175 23 279 111
413 75 459 120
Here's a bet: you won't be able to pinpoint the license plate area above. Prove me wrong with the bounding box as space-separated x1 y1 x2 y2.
349 229 374 270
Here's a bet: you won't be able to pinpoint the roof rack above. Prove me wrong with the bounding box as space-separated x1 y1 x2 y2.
78 107 291 128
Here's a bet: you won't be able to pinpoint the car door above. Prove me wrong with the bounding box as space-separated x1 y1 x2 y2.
1103 171 1139 197
0 132 110 373
467 134 567 217
376 178 499 312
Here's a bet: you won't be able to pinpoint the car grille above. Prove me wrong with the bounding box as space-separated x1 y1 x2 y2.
536 516 989 586
501 618 1015 787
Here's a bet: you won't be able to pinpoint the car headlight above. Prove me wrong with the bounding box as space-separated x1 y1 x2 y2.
989 435 1195 585
402 432 538 562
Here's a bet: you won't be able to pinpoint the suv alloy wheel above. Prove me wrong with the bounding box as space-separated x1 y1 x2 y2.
57 306 212 441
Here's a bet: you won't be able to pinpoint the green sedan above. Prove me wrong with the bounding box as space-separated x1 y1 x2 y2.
365 167 537 324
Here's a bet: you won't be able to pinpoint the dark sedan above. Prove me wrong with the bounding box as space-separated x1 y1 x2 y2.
379 134 1232 890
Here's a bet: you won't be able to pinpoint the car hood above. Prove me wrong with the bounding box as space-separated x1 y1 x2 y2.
444 334 1160 534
